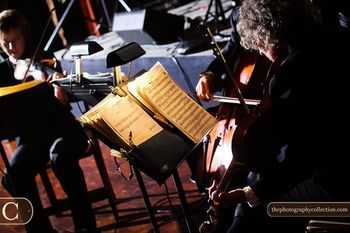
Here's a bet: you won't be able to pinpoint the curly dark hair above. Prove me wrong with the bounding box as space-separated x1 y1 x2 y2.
237 0 321 52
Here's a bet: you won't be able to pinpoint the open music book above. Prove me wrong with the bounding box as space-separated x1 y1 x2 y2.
79 61 216 146
78 61 216 183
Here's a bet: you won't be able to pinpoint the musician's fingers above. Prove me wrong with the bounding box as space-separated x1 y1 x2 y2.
196 82 206 101
203 83 212 100
202 75 213 100
52 72 65 80
217 189 246 207
195 80 202 94
32 71 47 81
207 179 216 194
210 190 218 201
196 79 211 101
46 75 53 82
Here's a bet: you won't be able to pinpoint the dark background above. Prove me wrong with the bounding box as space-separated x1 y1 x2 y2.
0 0 195 57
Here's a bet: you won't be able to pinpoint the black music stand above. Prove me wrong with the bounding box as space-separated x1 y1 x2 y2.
86 122 198 233
58 41 197 232
134 166 198 233
102 43 197 232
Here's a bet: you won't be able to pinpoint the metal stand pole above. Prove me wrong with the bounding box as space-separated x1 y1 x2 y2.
204 0 227 35
134 168 160 233
44 0 77 52
100 0 112 30
173 170 198 233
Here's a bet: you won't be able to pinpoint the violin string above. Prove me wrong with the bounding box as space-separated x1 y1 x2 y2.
22 8 56 82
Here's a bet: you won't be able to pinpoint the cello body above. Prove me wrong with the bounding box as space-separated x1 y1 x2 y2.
196 21 272 233
199 50 271 233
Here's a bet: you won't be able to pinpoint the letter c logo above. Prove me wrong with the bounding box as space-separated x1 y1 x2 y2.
2 202 19 221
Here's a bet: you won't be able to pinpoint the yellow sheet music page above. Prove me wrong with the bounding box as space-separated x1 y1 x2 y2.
77 93 123 145
127 76 160 115
99 95 163 146
134 61 217 144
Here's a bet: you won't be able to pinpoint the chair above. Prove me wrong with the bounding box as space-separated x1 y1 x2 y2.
0 130 118 222
37 127 118 221
0 81 118 223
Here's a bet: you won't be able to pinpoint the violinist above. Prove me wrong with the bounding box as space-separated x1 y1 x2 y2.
0 9 97 233
196 0 350 232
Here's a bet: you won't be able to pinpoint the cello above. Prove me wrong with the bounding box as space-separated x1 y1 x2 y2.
196 21 271 233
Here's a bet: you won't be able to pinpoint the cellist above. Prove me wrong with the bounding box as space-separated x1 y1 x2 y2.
196 0 350 232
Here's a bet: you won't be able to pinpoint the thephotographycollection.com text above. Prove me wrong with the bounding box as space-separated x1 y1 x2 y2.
267 202 350 217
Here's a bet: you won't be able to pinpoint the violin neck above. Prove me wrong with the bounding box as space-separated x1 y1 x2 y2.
33 62 57 77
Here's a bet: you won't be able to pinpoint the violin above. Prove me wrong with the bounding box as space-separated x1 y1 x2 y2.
14 58 61 82
196 21 271 233
13 56 70 106
14 7 62 83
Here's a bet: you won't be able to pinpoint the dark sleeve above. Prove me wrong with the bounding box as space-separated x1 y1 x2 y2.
246 95 315 201
0 60 21 87
241 56 315 201
248 43 350 202
240 25 350 203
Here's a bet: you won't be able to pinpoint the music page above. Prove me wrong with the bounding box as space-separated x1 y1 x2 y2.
99 95 163 146
78 93 122 146
130 62 217 143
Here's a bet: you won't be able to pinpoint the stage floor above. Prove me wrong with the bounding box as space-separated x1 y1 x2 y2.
0 140 207 233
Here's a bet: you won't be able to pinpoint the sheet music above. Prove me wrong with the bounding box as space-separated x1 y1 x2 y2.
77 93 121 146
100 95 163 146
133 62 216 143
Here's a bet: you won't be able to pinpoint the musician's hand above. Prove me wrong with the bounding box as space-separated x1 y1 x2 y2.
196 71 214 101
50 71 69 106
207 179 217 200
13 59 44 81
31 70 47 81
216 189 247 207
46 70 67 82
